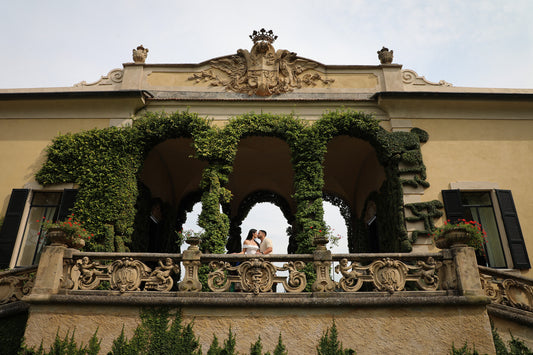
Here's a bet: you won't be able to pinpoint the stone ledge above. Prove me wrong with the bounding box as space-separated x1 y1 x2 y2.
24 291 491 308
487 304 533 327
0 301 29 318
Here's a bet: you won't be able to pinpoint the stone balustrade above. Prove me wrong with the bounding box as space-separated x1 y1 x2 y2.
6 241 525 305
479 265 533 313
0 266 36 306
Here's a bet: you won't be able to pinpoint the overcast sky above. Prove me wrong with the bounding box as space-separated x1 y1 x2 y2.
4 1 532 253
2 0 532 89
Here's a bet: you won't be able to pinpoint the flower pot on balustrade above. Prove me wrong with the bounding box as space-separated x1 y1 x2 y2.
46 228 85 249
313 236 329 251
435 228 472 249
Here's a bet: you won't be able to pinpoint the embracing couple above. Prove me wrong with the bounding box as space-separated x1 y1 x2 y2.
239 228 272 255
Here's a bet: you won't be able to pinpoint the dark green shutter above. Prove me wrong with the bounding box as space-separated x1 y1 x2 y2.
496 190 530 269
0 189 29 268
57 189 78 221
442 190 465 223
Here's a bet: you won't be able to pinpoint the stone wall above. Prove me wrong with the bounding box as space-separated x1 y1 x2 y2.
24 296 495 354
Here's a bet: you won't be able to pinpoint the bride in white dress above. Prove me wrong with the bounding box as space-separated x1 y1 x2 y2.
239 228 260 254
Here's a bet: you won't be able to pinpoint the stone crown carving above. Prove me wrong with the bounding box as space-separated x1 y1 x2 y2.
189 30 333 96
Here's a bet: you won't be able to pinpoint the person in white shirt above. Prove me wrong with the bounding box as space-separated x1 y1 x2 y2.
257 229 272 255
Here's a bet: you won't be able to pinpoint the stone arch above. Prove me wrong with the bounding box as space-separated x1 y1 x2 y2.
314 111 419 252
222 114 303 252
322 135 386 251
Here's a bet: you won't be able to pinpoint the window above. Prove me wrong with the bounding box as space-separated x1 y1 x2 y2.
16 192 62 266
442 188 530 269
0 188 77 268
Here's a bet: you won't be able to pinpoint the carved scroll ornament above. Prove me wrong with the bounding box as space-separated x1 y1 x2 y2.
189 29 333 96
402 69 452 87
73 68 124 87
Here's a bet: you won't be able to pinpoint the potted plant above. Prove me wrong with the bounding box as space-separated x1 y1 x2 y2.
41 214 93 249
432 219 487 251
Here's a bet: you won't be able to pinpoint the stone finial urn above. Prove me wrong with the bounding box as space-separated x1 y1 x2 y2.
313 235 329 251
46 228 85 249
185 237 201 250
377 46 393 64
132 45 149 63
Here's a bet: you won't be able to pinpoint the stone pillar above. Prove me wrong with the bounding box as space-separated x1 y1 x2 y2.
121 63 144 90
452 245 484 297
29 245 67 295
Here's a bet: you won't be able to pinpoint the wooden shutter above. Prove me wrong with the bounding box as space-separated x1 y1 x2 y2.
0 189 29 268
441 190 465 223
496 190 530 269
57 189 78 221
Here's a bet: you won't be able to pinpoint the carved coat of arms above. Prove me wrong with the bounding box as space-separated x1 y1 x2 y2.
189 29 333 96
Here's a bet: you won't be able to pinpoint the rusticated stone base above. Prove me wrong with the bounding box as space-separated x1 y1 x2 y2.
23 293 496 354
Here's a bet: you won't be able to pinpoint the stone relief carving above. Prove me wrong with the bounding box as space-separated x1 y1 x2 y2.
132 45 149 63
208 258 306 294
73 68 124 87
188 29 334 96
402 69 452 87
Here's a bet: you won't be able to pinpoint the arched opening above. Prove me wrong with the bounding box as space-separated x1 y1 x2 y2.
239 202 291 254
323 135 386 252
140 138 207 205
226 190 295 253
134 138 207 252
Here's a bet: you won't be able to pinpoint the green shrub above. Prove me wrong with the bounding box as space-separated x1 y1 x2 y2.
316 320 355 355
108 308 201 355
20 328 100 355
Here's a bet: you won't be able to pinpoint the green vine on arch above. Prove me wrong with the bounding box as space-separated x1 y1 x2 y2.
35 110 433 254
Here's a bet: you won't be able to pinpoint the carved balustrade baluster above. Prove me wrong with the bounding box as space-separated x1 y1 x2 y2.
179 240 202 292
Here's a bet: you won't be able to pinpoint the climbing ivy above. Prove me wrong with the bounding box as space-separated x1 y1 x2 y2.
36 110 432 254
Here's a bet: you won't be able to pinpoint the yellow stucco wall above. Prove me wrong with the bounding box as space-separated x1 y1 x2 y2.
412 118 533 277
0 118 110 214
